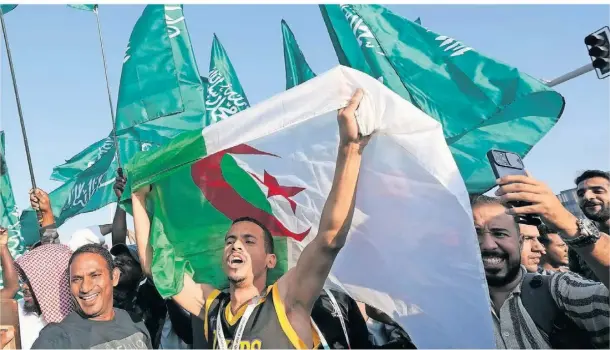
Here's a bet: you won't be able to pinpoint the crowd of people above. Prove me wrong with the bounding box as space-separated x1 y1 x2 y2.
0 91 608 349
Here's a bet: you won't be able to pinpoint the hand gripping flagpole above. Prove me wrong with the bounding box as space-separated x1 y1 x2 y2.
93 6 121 168
0 9 36 189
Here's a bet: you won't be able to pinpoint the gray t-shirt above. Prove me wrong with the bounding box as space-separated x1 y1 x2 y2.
31 308 152 349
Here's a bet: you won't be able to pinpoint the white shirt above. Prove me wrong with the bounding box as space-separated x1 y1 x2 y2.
17 299 46 350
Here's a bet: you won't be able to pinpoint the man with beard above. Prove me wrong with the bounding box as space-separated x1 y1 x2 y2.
472 171 609 349
538 233 569 274
133 90 369 349
577 170 610 232
13 244 74 349
32 244 152 349
518 224 546 273
569 170 609 282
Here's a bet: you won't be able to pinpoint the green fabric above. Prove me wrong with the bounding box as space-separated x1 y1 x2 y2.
123 144 289 298
282 20 316 89
0 5 17 14
21 5 206 243
67 4 97 12
0 131 26 290
115 5 205 139
205 34 250 125
51 136 113 182
320 4 565 193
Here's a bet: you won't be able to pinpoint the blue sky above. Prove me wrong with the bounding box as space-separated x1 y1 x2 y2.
1 4 609 242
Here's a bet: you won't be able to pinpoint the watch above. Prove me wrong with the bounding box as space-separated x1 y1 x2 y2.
563 219 602 248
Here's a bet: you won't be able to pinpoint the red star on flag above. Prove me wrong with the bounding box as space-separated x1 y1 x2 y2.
251 171 305 214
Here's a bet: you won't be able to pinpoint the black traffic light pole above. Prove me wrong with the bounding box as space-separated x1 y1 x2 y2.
544 26 609 88
545 63 595 87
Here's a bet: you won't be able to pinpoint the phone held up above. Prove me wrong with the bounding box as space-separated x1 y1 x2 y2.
486 149 542 227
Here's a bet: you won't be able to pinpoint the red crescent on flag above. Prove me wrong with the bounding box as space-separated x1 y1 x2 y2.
191 144 311 241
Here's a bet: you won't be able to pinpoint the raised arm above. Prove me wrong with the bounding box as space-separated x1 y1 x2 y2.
111 169 128 246
497 174 610 288
131 185 214 318
0 227 19 299
30 188 60 244
279 89 369 315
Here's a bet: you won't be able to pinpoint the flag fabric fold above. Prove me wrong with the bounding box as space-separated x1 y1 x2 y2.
21 5 206 243
67 4 97 12
122 66 494 348
205 34 250 125
320 4 565 193
282 19 316 89
0 131 26 288
0 5 17 14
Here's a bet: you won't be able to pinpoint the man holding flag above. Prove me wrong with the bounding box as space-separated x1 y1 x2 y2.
133 89 368 349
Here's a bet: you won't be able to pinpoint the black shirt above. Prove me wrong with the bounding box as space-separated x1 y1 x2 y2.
31 308 152 349
311 289 372 349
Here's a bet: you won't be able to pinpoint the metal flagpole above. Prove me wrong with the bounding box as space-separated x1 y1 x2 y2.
93 6 121 168
0 9 44 233
545 63 595 87
0 9 37 190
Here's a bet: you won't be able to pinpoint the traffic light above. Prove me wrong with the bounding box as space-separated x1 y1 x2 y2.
585 26 610 79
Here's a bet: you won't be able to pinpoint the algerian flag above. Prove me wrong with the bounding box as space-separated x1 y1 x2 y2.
205 34 249 125
122 66 494 348
320 4 565 194
67 4 97 12
0 5 17 14
282 19 316 89
0 131 26 289
20 5 205 243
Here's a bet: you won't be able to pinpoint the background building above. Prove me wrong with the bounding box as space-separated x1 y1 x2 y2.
557 188 585 219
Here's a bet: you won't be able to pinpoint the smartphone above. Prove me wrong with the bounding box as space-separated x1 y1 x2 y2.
486 149 541 226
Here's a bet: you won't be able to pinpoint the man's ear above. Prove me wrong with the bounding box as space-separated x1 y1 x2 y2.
266 254 277 269
112 267 121 287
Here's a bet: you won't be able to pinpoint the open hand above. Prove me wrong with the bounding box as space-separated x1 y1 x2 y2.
338 89 371 151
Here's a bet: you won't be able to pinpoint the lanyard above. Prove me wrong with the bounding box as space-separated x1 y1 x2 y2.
215 295 261 350
312 318 330 349
324 288 351 349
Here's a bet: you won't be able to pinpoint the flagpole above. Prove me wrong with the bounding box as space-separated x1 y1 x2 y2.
93 6 121 168
0 9 37 190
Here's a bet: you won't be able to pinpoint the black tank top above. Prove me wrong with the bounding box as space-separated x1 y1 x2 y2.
203 282 321 349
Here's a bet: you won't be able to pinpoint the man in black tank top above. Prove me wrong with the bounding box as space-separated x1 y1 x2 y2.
133 89 371 349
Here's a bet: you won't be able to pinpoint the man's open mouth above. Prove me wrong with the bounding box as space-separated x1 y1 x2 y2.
79 293 99 304
227 254 245 268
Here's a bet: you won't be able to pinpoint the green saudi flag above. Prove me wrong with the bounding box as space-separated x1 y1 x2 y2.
282 20 316 89
205 34 249 125
0 5 17 14
21 5 205 244
320 5 565 194
67 4 97 12
0 131 26 289
51 136 113 182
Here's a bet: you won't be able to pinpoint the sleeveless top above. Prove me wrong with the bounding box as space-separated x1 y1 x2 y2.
204 282 321 349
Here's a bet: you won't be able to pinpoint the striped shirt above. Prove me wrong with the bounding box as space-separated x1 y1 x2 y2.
491 266 609 349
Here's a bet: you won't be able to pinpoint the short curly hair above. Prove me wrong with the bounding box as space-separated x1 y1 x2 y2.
575 170 609 186
69 243 115 274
